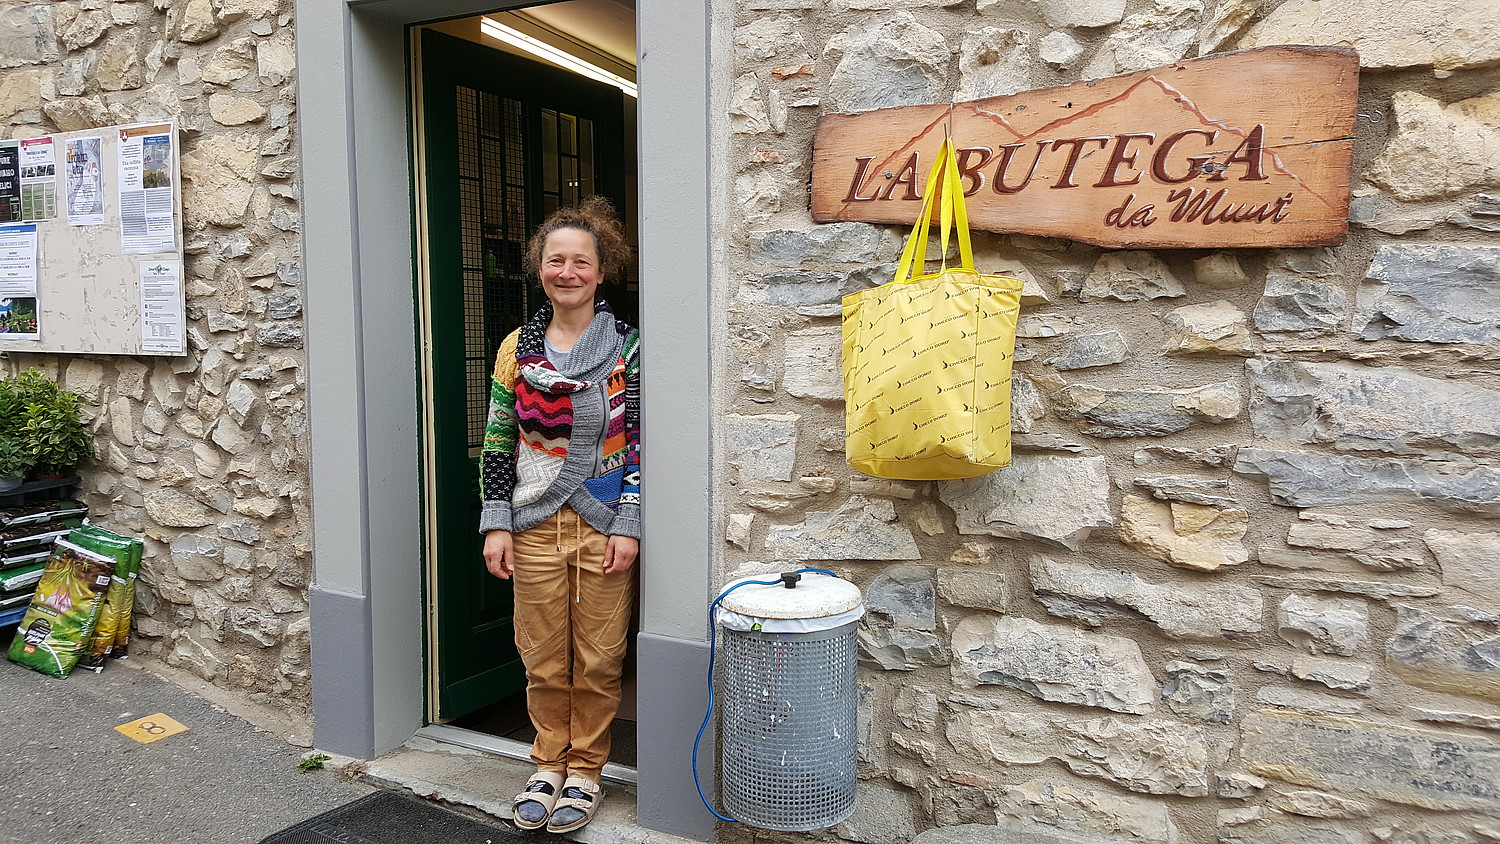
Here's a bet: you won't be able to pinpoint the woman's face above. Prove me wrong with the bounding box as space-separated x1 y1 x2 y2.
539 227 601 312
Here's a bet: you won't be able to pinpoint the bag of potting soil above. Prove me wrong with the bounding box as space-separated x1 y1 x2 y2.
6 538 116 678
0 500 88 529
74 527 139 672
0 546 50 570
110 537 142 659
0 561 45 593
0 589 33 611
1 521 81 554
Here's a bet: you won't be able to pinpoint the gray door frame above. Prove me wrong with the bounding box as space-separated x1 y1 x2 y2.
293 1 719 838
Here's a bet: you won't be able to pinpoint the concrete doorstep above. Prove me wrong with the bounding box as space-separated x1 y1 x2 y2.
326 737 706 844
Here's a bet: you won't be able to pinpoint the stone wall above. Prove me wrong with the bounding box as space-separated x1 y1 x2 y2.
0 0 310 717
724 1 1500 843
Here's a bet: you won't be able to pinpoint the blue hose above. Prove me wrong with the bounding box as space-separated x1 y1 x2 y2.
692 567 840 823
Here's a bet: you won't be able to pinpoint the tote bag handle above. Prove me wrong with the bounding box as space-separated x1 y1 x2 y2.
892 138 975 286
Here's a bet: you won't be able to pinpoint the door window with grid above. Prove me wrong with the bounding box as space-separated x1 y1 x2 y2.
458 88 596 453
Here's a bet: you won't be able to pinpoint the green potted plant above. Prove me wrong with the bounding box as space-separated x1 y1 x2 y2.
0 377 27 489
0 432 31 490
4 369 93 480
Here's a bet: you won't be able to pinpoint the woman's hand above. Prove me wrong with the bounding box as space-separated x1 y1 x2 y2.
604 535 639 574
483 530 515 579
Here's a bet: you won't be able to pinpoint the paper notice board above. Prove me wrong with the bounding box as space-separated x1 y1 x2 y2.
0 121 186 356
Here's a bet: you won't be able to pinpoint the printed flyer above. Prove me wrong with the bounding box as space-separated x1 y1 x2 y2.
0 141 19 223
19 137 57 221
65 136 105 226
139 259 183 353
0 223 37 298
118 124 175 254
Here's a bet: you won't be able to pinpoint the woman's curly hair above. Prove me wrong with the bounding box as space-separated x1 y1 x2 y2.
526 195 630 283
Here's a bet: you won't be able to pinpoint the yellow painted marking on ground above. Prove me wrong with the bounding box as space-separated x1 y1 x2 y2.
115 713 188 744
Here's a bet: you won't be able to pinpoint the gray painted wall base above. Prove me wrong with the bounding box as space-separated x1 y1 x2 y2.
636 632 717 842
310 585 375 759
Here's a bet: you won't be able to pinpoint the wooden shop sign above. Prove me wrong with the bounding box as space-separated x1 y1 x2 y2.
811 46 1359 249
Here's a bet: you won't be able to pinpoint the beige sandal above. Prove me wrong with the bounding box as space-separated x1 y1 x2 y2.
545 776 603 833
512 770 565 831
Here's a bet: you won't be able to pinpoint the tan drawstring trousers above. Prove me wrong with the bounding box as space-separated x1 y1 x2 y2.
512 505 635 782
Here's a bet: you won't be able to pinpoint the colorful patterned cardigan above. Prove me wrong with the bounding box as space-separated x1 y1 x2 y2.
478 300 641 539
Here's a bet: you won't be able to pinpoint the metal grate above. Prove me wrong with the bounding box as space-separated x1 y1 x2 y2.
259 790 523 844
718 622 859 831
456 86 529 451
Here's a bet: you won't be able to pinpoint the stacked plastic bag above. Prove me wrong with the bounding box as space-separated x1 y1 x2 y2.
5 520 141 678
0 500 89 619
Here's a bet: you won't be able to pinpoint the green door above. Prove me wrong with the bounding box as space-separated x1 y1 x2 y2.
418 28 627 720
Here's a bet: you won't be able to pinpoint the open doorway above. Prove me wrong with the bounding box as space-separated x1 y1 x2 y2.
410 1 640 773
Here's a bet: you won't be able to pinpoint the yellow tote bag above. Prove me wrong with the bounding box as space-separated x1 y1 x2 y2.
841 139 1023 480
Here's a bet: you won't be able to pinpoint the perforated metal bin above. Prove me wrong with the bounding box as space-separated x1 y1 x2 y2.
715 572 864 832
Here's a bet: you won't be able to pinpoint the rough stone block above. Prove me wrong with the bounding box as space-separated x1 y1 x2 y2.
734 13 812 64
782 327 842 400
937 567 1008 611
1388 604 1500 704
1240 710 1500 812
749 222 885 266
1289 658 1371 693
1255 686 1363 717
1248 358 1500 456
1356 244 1500 345
1031 555 1260 638
738 266 888 306
1119 495 1249 571
764 495 919 560
995 778 1179 843
1193 251 1248 288
0 5 57 68
1081 0 1199 77
939 453 1113 551
1423 529 1500 609
144 489 218 528
893 685 938 732
857 627 945 670
954 27 1033 101
1277 593 1367 656
1163 300 1253 356
1045 330 1128 371
1366 91 1500 202
1163 660 1236 723
865 564 935 630
1131 475 1232 507
1046 380 1241 438
1080 251 1186 302
724 413 799 482
1254 275 1347 336
1243 0 1500 70
1234 448 1500 514
951 615 1156 714
826 13 948 112
835 783 918 844
1218 812 1365 844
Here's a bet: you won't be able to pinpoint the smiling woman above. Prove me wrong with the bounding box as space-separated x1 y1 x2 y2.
479 196 640 834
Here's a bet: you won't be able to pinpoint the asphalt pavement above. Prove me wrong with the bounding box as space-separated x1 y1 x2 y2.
0 653 373 844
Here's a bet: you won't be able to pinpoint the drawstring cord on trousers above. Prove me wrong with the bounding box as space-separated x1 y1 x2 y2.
555 513 583 603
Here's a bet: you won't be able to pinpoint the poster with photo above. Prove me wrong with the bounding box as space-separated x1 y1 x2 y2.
65 136 104 226
0 297 38 340
19 137 57 221
118 124 175 254
0 141 19 223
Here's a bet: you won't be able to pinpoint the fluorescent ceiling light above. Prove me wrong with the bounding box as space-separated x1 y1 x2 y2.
480 17 637 98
